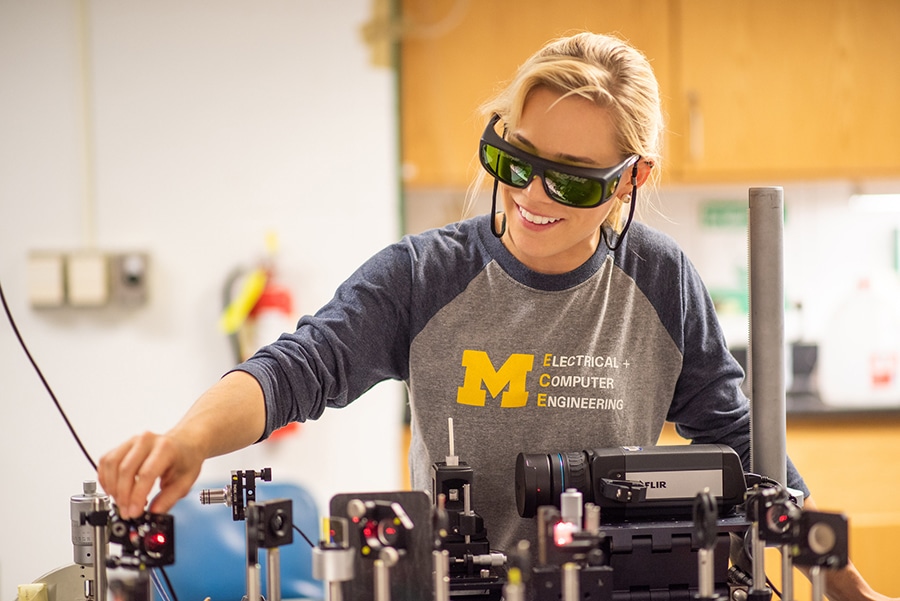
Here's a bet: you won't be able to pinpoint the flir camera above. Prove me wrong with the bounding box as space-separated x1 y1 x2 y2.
515 444 747 520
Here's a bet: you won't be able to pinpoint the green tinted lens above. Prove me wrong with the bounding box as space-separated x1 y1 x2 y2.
497 150 533 187
545 170 606 207
483 144 533 187
481 144 501 176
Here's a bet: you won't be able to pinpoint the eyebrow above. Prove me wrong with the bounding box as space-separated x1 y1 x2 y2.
509 131 600 167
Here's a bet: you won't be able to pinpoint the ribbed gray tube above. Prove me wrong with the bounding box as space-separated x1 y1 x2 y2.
748 187 787 486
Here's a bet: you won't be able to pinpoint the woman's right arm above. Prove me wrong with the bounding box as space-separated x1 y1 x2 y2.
96 370 267 519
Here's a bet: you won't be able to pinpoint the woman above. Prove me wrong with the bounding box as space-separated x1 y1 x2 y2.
99 32 891 601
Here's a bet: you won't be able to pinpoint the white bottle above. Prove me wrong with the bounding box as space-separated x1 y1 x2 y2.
818 277 900 407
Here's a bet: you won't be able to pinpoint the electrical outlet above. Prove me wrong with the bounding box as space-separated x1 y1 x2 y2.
110 252 149 306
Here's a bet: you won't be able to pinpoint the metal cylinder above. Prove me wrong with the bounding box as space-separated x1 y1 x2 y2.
374 560 390 601
562 562 580 601
71 481 108 567
326 582 343 601
90 496 108 601
560 489 582 531
750 523 767 592
748 186 788 487
266 547 281 601
247 564 261 601
246 504 262 601
433 550 450 601
374 547 398 601
199 487 229 506
312 547 355 582
810 566 824 601
698 548 714 599
781 544 794 601
584 503 600 534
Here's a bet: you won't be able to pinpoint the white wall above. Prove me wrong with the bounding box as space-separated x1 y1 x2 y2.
640 180 900 348
0 1 404 592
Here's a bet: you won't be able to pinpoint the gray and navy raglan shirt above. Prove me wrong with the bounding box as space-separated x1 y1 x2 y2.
234 214 809 552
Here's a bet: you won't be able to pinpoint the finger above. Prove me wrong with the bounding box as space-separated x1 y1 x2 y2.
117 432 164 518
97 440 131 501
98 434 152 508
141 435 206 517
148 442 202 515
148 479 193 515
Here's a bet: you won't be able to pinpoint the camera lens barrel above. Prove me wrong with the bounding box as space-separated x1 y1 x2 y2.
515 451 592 518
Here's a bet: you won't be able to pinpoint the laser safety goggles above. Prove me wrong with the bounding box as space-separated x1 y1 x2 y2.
479 114 640 209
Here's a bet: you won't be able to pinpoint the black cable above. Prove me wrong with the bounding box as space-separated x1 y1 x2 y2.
158 564 179 601
604 160 640 251
0 277 97 471
293 522 316 547
0 277 180 601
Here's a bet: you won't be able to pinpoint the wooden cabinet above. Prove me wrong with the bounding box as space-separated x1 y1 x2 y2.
669 1 900 182
399 0 672 188
400 0 900 188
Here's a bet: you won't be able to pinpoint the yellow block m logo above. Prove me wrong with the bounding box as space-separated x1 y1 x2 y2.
457 350 534 407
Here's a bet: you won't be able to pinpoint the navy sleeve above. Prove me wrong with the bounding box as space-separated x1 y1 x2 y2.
231 241 415 438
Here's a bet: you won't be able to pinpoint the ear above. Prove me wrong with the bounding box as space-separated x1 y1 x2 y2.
633 159 654 189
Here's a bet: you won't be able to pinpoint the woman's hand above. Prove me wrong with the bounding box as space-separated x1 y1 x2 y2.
97 430 204 519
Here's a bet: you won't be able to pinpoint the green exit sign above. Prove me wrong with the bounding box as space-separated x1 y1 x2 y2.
701 201 747 228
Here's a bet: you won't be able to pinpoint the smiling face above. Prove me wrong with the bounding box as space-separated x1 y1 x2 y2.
498 87 630 274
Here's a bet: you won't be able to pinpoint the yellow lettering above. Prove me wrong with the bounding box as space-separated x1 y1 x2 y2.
457 350 534 407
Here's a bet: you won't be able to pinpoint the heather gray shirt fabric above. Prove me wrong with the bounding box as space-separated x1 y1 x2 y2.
234 214 808 553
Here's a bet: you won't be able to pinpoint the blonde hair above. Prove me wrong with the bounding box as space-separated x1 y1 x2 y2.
468 32 664 229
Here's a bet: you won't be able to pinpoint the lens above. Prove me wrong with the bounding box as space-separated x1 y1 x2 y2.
499 152 532 187
807 522 837 555
377 518 402 546
515 451 592 518
481 144 510 182
765 502 798 535
143 529 168 559
545 171 604 207
515 453 550 518
482 144 532 188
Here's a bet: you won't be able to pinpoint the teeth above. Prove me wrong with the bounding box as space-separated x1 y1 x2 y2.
519 206 560 225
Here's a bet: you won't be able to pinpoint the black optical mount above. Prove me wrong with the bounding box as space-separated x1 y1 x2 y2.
431 418 505 599
199 467 272 521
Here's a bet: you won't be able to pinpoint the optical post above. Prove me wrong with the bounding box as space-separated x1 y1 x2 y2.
200 468 294 601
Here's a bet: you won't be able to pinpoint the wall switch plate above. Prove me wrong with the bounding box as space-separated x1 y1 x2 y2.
67 252 109 307
27 252 66 307
110 252 149 306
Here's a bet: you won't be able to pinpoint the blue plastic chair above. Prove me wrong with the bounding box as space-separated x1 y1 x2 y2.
152 481 324 601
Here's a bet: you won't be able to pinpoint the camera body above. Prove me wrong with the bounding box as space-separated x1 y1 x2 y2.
516 444 747 520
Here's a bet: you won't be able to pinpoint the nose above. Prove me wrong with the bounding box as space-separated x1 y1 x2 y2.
521 174 553 203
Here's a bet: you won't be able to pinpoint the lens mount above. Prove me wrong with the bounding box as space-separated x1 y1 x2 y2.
515 453 551 518
515 451 592 518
